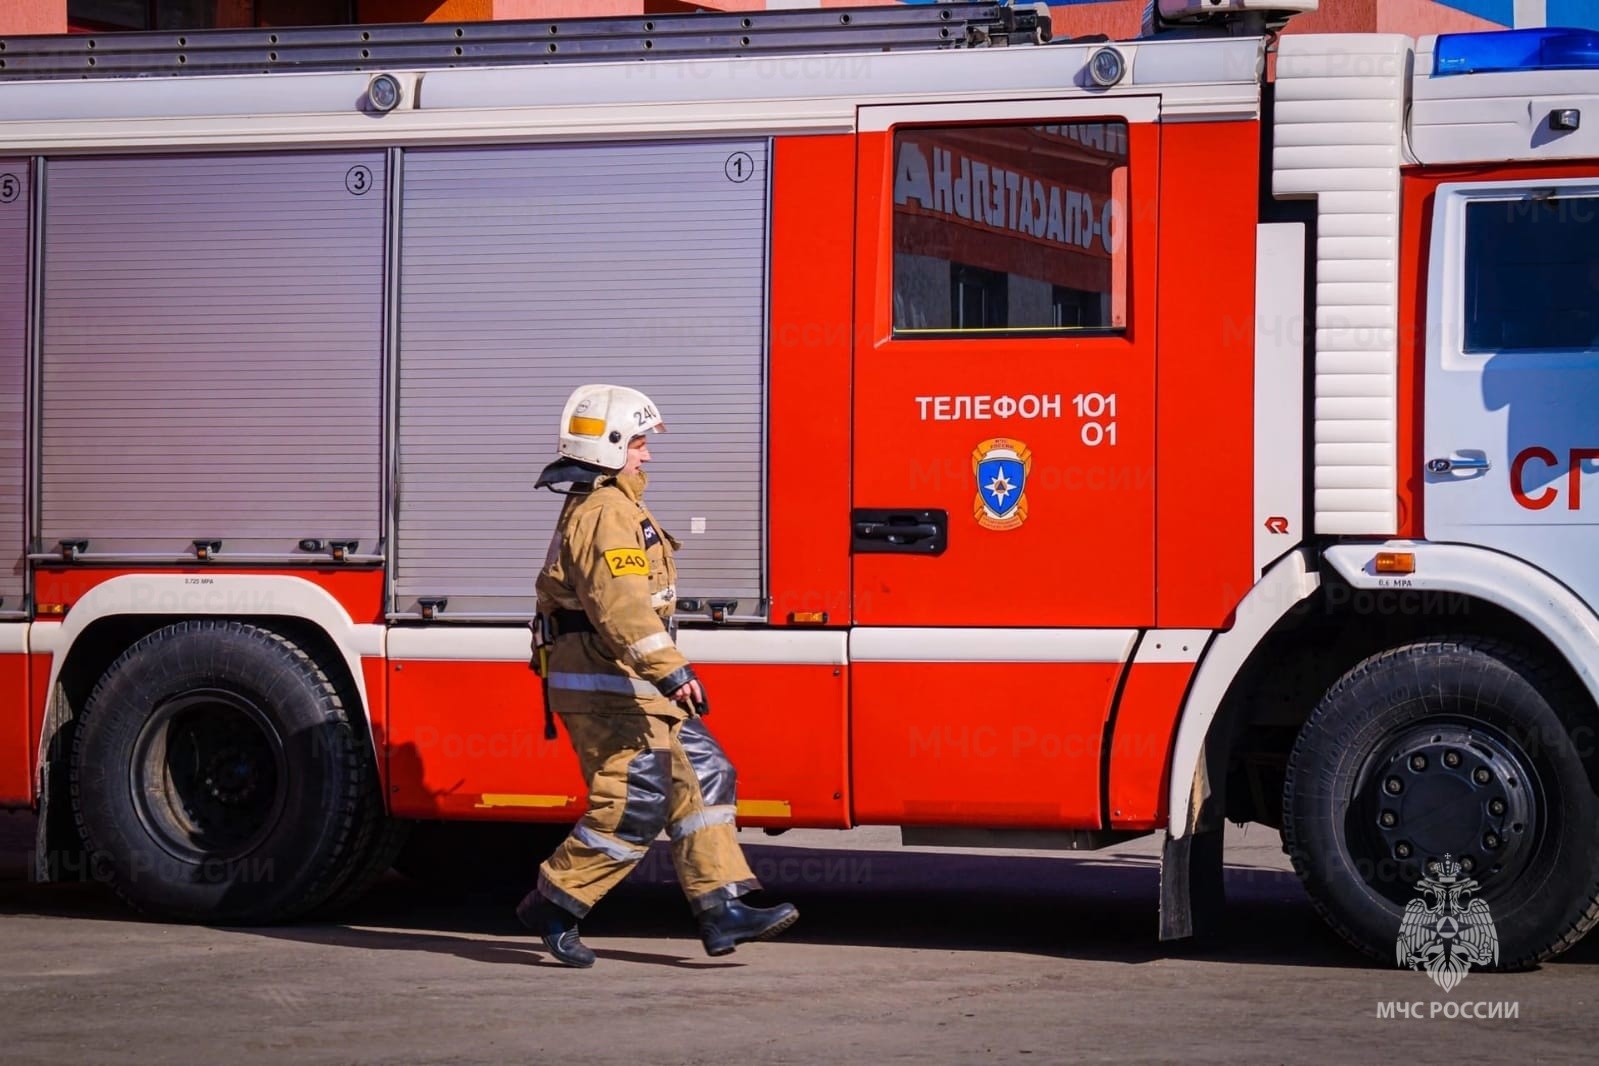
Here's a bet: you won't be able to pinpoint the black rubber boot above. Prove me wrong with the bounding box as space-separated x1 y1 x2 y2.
516 891 596 968
698 897 800 957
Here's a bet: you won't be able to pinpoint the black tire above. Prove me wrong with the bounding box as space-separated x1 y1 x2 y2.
1283 637 1599 968
315 813 412 917
70 621 369 924
309 660 411 918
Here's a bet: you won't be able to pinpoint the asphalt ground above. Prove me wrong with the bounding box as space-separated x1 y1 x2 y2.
2 812 1597 1065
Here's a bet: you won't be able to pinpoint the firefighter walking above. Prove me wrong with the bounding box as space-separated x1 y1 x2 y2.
518 384 799 967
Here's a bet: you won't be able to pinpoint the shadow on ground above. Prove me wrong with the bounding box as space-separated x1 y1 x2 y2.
250 844 1347 972
5 813 1596 973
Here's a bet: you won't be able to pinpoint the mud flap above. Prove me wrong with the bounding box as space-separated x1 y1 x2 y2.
1159 826 1225 941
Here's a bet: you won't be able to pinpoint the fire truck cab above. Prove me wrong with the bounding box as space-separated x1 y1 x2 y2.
1 0 1597 968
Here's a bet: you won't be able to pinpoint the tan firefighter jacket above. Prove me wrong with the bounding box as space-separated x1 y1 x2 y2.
536 471 693 717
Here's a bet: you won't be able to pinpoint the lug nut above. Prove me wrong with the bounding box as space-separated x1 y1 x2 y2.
1444 751 1462 768
1489 799 1506 816
1460 856 1475 872
1410 754 1428 771
1474 768 1492 785
1483 832 1501 850
1380 811 1398 828
1385 777 1404 795
1396 842 1413 859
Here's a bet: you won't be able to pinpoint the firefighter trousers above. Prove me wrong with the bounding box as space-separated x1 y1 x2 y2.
537 711 759 918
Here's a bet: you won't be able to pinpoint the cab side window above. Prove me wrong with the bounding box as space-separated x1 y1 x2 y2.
891 122 1129 337
1464 195 1599 352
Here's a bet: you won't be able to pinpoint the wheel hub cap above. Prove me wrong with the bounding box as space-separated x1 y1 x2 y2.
1360 726 1537 894
131 689 286 865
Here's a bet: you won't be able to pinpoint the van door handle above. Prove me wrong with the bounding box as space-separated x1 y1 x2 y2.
851 509 948 555
857 522 940 542
1427 455 1491 474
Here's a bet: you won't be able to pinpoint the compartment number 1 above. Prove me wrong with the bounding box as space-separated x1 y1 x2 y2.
1074 392 1118 447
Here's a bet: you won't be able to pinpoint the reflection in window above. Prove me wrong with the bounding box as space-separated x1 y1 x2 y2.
255 0 354 26
953 265 1007 330
892 122 1129 336
1464 196 1599 352
68 0 153 30
69 0 355 31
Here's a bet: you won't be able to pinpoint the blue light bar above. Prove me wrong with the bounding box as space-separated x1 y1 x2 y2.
1434 27 1599 76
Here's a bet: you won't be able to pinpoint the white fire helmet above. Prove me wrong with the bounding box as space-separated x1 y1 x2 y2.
557 384 666 471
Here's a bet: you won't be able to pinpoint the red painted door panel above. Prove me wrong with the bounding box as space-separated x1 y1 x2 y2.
851 659 1122 828
853 112 1160 628
385 657 580 822
385 647 848 829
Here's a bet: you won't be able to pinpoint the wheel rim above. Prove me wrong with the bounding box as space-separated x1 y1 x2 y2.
1348 721 1542 906
130 689 288 865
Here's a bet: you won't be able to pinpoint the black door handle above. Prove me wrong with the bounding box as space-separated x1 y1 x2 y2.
855 521 940 543
851 509 947 555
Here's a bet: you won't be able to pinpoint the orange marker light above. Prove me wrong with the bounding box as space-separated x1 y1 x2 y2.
1375 552 1415 575
37 603 68 617
788 611 828 625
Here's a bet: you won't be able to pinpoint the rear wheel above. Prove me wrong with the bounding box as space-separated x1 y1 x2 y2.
70 621 371 924
1283 637 1599 968
313 773 412 917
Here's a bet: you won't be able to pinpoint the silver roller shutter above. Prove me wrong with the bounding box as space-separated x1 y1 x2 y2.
40 152 385 557
396 140 768 619
0 162 27 614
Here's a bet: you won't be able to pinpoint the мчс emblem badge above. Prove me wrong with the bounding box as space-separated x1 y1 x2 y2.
972 437 1031 531
1397 854 1499 992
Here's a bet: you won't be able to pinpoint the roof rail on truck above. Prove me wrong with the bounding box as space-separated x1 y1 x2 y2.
0 2 1051 82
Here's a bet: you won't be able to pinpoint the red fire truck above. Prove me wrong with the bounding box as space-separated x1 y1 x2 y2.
2 0 1597 968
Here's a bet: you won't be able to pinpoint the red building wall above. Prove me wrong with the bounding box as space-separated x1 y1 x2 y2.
0 1 1527 37
1043 0 1503 40
1 5 67 33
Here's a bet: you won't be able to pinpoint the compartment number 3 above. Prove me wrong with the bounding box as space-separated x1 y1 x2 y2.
345 166 373 196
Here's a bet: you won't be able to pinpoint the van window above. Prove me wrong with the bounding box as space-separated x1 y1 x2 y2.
1464 196 1599 352
891 122 1129 337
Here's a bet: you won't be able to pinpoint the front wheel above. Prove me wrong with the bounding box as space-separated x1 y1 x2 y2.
1282 637 1599 969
